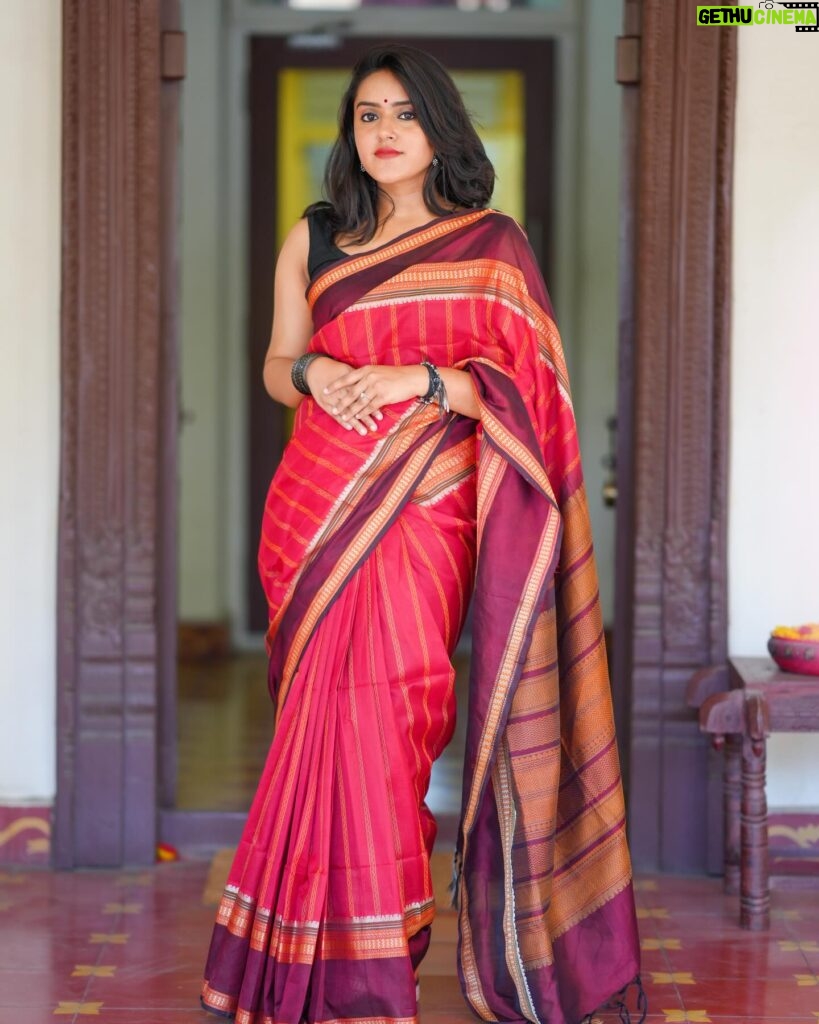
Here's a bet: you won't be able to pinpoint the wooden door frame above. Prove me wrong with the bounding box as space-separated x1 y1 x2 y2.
55 0 736 869
55 0 182 867
613 0 735 871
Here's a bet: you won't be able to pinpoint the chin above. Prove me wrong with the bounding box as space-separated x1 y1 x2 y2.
371 170 427 190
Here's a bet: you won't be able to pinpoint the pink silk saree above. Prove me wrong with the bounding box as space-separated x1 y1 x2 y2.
201 210 641 1024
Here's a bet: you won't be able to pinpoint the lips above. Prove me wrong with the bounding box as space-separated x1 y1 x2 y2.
374 148 401 158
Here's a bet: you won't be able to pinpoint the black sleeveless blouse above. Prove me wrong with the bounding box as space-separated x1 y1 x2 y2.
306 206 346 282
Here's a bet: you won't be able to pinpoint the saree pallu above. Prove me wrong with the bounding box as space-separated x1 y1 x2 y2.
202 210 641 1024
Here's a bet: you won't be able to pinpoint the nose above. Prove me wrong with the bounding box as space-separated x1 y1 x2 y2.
378 121 396 140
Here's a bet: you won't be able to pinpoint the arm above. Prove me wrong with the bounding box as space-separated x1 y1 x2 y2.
323 364 481 423
261 218 316 409
262 219 379 434
440 368 480 420
266 219 479 424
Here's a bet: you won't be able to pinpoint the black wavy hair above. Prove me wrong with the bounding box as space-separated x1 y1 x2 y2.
308 44 495 244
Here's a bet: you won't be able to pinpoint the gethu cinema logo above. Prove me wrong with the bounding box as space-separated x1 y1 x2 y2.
697 3 819 28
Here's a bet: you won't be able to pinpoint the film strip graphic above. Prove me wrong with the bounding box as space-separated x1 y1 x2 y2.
770 1 819 32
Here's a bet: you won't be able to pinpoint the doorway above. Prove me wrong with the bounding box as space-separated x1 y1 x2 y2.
56 0 735 872
170 27 558 837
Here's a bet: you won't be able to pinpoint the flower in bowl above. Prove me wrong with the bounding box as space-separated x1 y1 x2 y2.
768 624 819 676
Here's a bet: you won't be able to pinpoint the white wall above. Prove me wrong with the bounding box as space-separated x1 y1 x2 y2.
0 1 61 801
730 27 819 807
178 0 230 622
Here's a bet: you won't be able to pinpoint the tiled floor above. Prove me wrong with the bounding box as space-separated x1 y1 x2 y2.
27 653 812 1021
1 861 818 1023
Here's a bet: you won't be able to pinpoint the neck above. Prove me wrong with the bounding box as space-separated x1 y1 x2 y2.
376 184 442 226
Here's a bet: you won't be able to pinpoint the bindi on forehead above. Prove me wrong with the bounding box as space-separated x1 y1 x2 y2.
355 97 413 109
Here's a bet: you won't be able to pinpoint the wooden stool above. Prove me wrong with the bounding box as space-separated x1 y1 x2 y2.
687 656 819 931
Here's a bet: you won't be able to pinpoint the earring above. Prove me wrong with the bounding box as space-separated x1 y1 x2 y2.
360 162 365 172
432 156 439 167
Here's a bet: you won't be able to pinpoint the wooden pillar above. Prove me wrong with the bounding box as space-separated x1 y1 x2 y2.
55 0 175 867
615 0 737 871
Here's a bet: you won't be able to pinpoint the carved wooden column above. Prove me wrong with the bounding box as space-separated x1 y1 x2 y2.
56 0 164 867
740 693 770 930
724 733 742 893
615 0 736 871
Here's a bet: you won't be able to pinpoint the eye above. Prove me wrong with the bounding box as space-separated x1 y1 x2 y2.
398 110 417 121
360 111 377 123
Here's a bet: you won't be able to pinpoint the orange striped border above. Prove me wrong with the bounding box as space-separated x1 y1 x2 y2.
273 425 445 714
306 209 491 307
457 504 561 1015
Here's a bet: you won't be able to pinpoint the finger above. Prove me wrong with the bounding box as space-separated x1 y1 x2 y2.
324 368 367 396
324 376 354 397
328 388 356 415
319 395 360 427
335 411 365 435
349 415 368 435
340 387 376 421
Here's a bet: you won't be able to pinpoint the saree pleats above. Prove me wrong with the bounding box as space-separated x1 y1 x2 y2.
202 210 640 1024
203 442 476 1023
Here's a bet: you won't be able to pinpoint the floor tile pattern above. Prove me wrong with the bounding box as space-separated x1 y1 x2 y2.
1 862 818 1022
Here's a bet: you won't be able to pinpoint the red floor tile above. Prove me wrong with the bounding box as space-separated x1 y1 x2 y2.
417 975 471 1015
3 863 819 1022
680 974 819 1016
0 969 90 1008
665 940 813 979
63 1012 211 1023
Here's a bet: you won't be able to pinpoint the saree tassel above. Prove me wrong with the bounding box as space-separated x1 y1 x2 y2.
448 848 463 910
588 974 647 1024
624 974 648 1023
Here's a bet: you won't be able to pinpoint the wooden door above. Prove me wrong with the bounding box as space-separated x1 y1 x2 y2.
56 0 183 867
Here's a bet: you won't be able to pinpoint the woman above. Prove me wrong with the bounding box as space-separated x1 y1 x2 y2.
202 44 643 1024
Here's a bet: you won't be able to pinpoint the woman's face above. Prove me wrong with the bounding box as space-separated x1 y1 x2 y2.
352 69 435 194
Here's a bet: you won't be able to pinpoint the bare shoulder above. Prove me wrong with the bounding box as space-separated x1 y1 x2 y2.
269 218 313 356
278 217 310 272
272 218 311 302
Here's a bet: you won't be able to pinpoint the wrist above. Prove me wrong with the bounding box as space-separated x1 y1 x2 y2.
291 353 328 396
419 360 450 416
413 364 430 398
303 353 329 392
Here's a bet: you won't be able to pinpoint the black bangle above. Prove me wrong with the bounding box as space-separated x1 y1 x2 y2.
291 353 322 396
421 361 441 402
420 360 450 417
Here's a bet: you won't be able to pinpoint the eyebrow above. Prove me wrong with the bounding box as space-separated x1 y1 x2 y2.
355 99 413 109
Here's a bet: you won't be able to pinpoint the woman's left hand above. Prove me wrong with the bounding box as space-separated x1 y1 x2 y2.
322 364 429 426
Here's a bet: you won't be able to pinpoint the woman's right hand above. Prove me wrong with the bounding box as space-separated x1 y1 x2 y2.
261 217 378 435
306 356 382 435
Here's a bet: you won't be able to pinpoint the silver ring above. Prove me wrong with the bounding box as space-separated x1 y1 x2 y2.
359 390 368 401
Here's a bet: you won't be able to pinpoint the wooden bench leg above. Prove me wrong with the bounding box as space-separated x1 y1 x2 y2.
724 734 741 895
740 727 769 930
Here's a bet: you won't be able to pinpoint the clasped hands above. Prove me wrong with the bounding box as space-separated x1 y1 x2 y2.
306 357 428 435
